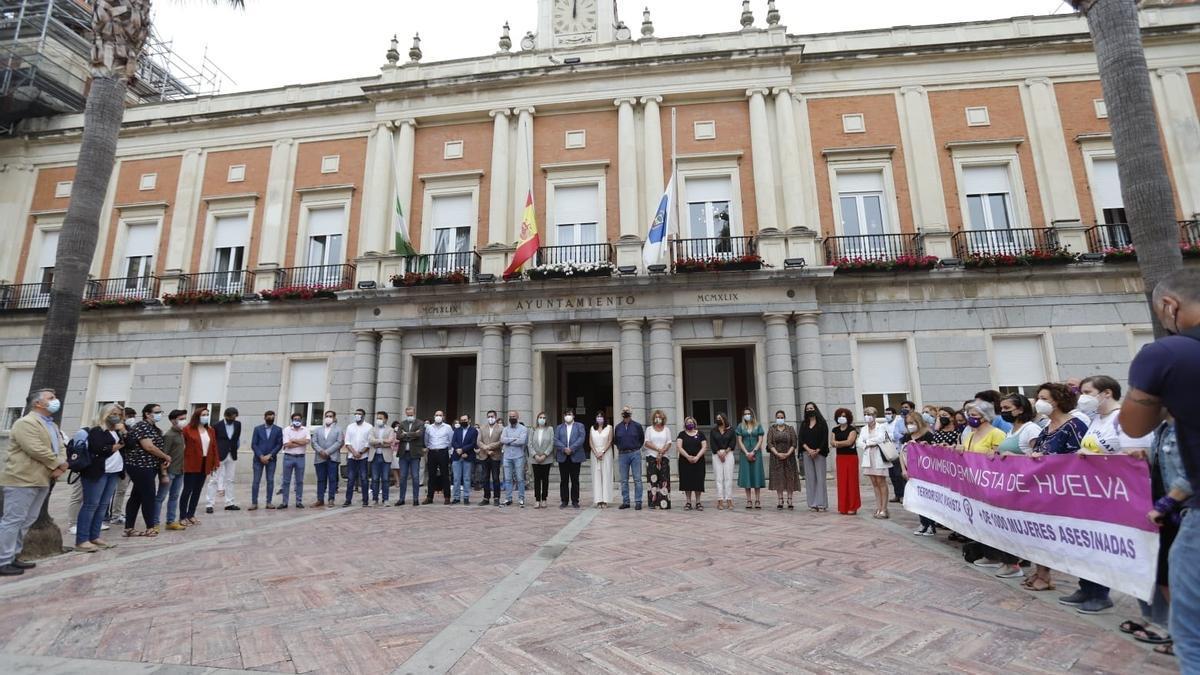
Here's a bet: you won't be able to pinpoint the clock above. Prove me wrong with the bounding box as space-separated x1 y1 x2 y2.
553 0 598 35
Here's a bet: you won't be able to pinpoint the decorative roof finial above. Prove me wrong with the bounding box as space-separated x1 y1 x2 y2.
409 33 423 62
766 0 781 26
641 6 655 38
499 22 512 52
385 34 400 65
740 0 755 29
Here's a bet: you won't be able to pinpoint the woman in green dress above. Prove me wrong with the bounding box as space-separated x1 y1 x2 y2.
735 407 765 509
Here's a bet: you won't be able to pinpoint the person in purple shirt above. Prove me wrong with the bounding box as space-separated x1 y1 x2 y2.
1120 268 1200 670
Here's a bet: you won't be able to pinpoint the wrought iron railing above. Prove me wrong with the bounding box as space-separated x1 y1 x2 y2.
952 227 1060 258
86 275 160 301
670 235 756 263
535 243 615 266
823 233 924 262
179 270 256 295
274 264 356 290
1084 223 1133 252
0 283 53 311
1181 220 1199 246
402 251 481 278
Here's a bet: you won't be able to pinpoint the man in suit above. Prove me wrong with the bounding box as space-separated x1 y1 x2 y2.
477 411 503 505
367 411 395 506
248 411 282 510
554 410 586 509
450 414 478 504
207 406 242 513
311 410 342 507
0 388 68 576
393 407 425 506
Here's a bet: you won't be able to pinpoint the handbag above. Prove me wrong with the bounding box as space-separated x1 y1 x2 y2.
880 439 900 463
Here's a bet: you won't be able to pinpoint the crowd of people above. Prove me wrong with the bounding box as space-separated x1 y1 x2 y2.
0 271 1195 667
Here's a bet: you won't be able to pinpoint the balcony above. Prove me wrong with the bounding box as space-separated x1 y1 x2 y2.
1182 220 1199 247
0 283 52 311
823 233 924 263
274 264 356 291
178 270 256 295
85 276 160 308
535 243 615 266
952 227 1061 259
402 251 480 277
1085 223 1133 252
670 235 759 272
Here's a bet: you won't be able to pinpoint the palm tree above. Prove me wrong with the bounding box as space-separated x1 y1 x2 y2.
1070 0 1182 336
9 0 243 558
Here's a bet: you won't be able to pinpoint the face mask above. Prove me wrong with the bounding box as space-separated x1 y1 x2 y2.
376 419 385 427
434 415 443 424
775 419 786 426
906 423 918 433
537 418 546 426
805 410 815 418
293 420 304 428
175 419 186 429
685 422 696 430
654 417 662 425
864 415 876 424
325 417 334 426
107 415 121 426
564 415 574 424
1076 394 1100 416
967 417 982 428
922 412 935 425
884 414 895 423
153 412 163 423
836 416 848 425
487 416 497 425
1034 400 1054 416
354 414 364 423
900 408 911 417
453 422 460 429
266 417 276 425
200 415 210 426
509 417 518 426
594 417 604 425
743 414 752 422
622 411 631 418
405 415 414 422
125 417 137 426
940 417 952 427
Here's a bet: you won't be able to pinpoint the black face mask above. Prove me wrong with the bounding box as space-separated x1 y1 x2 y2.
804 410 815 418
265 417 275 425
939 417 951 427
999 411 1015 424
509 417 518 426
622 412 631 418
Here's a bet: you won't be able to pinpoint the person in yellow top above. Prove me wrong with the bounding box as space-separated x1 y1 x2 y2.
960 401 1006 454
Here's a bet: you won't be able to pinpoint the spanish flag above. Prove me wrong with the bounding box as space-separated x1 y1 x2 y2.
504 190 540 276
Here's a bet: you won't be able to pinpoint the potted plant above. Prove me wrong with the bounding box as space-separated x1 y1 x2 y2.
963 247 1077 269
1101 245 1137 263
832 254 940 273
673 253 765 273
258 284 343 301
1183 241 1199 259
162 290 243 306
527 261 615 280
389 270 470 287
82 295 146 310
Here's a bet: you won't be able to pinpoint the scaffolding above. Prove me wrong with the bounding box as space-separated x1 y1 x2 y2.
0 0 231 135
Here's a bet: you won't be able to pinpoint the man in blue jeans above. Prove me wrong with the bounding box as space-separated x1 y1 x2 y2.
1120 268 1200 670
343 408 372 507
394 407 424 506
450 414 478 504
499 410 528 507
278 413 310 509
248 411 282 510
614 405 645 510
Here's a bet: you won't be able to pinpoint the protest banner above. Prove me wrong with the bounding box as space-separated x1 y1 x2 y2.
903 443 1158 601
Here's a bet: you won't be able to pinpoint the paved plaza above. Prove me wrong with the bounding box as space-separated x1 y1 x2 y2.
0 475 1175 675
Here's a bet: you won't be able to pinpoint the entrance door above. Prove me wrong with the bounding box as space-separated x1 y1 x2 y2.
414 356 477 422
682 347 754 434
542 351 614 422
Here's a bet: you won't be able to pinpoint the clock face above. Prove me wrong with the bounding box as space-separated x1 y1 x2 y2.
553 0 598 34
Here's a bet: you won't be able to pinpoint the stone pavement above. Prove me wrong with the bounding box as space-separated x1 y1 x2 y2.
0 475 1176 674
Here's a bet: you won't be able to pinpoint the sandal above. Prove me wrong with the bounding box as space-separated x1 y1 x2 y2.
143 529 159 538
777 503 784 510
696 503 704 511
1154 642 1174 657
787 502 794 510
1132 628 1172 645
754 501 762 510
684 503 692 511
1026 578 1055 592
745 502 753 509
122 529 144 538
1120 620 1146 635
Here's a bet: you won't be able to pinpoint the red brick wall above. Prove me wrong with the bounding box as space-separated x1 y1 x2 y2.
191 146 271 273
286 137 367 267
99 156 181 276
411 122 492 250
15 166 75 283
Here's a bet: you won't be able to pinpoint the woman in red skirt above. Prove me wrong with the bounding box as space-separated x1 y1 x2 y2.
830 408 861 515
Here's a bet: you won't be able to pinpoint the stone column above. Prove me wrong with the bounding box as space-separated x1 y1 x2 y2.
487 109 511 245
374 329 404 416
746 87 779 232
618 318 647 420
793 313 826 411
351 330 380 414
507 324 533 419
0 163 37 284
394 119 417 246
1021 78 1081 226
773 88 805 230
616 97 641 237
1154 68 1200 218
763 313 797 422
792 95 823 233
512 107 536 231
258 138 297 270
160 148 203 293
361 122 394 255
641 96 665 226
647 318 676 423
479 324 506 417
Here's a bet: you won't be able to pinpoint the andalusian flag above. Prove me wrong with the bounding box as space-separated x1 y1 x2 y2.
504 190 540 276
393 150 416 256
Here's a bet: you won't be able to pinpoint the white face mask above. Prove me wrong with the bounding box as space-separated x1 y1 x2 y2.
885 414 895 423
564 415 574 424
906 423 918 433
864 415 876 425
405 415 414 422
452 422 460 429
175 419 186 429
292 420 303 428
1076 394 1100 416
537 418 546 426
775 419 786 426
1034 399 1054 416
743 414 752 422
354 414 364 423
836 416 848 425
376 419 386 427
434 415 443 424
487 416 497 425
200 415 210 426
324 418 334 426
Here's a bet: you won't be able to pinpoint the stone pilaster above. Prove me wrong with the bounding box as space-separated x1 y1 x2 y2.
351 330 380 414
479 324 506 417
793 313 826 411
161 148 203 294
746 87 779 232
773 88 805 230
763 313 796 422
374 329 404 416
360 122 394 256
258 138 297 269
487 109 511 245
896 86 949 234
0 163 37 284
618 318 646 420
1154 68 1200 218
507 323 533 419
641 96 665 227
616 97 641 238
1021 77 1081 226
647 318 676 424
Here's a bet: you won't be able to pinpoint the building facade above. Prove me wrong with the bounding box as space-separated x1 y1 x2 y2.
1 1 1199 444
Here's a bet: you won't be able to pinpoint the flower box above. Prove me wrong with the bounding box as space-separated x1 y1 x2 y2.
526 261 614 280
1183 242 1199 259
1101 245 1137 263
161 290 243 306
390 271 469 287
673 254 764 273
832 254 940 273
258 284 343 301
963 248 1077 269
82 296 146 310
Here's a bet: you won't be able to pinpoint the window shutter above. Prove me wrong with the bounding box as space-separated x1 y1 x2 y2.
962 165 1011 195
288 360 326 402
553 185 599 226
38 231 60 269
187 363 227 403
837 171 884 194
124 223 159 258
430 194 472 229
4 369 33 408
213 214 249 249
685 176 732 203
857 341 910 393
992 336 1047 386
95 365 132 403
307 207 346 237
1091 158 1123 210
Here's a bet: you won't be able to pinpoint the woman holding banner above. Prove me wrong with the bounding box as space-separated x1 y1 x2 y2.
831 409 860 515
856 407 894 519
959 402 1006 454
998 395 1040 455
899 412 938 536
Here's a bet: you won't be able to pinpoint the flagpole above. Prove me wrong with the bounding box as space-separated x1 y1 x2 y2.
671 108 682 253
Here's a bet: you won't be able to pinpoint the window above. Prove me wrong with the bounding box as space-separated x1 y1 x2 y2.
965 107 990 127
320 155 341 173
2 368 32 430
139 173 157 191
1091 157 1127 226
54 181 72 198
684 176 734 257
187 362 226 425
93 365 131 419
305 207 346 281
842 113 865 134
991 336 1047 399
564 130 586 149
962 165 1015 231
1094 99 1108 119
442 141 463 160
693 121 716 141
212 214 250 291
122 222 158 290
857 340 911 414
429 194 473 271
288 360 327 427
553 185 600 259
227 165 246 183
837 171 890 244
36 230 59 292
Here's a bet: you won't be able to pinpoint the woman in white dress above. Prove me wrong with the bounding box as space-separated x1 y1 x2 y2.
855 406 894 520
589 411 615 508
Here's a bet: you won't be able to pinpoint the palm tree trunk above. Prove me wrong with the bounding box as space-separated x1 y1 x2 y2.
1074 0 1182 336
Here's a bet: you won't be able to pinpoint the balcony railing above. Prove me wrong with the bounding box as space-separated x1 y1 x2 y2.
179 270 256 295
823 233 924 263
402 251 481 278
0 283 53 311
274 264 356 290
1085 223 1133 252
1182 220 1199 246
535 243 615 266
86 275 160 302
670 235 756 263
952 227 1060 258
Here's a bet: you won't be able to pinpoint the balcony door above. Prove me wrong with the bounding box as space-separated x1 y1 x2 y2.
305 207 346 285
121 222 158 295
552 184 600 264
429 194 473 273
1090 157 1130 247
962 165 1019 253
836 171 892 258
212 214 249 292
683 176 734 258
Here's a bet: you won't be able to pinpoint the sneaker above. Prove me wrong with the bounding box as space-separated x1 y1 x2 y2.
918 530 936 537
342 502 351 508
996 567 1025 579
9 559 35 569
295 503 305 509
1058 590 1089 606
913 527 928 536
480 499 490 506
0 565 24 576
519 500 525 508
205 507 214 514
504 500 513 507
973 559 1003 568
100 523 110 531
451 499 461 505
166 522 187 531
394 500 405 506
1076 597 1114 614
619 503 630 510
111 515 125 525
247 505 259 512
225 505 241 511
69 525 77 535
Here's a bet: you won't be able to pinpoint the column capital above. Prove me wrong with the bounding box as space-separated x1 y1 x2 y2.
1023 76 1053 88
272 138 295 148
379 328 404 337
1156 66 1187 78
648 317 673 330
182 147 203 158
639 95 663 106
618 317 644 329
614 97 639 108
763 312 791 326
514 106 536 116
488 108 511 119
392 117 418 129
353 329 379 340
745 86 771 98
899 85 927 96
482 323 506 336
771 86 792 97
793 312 821 326
507 323 533 335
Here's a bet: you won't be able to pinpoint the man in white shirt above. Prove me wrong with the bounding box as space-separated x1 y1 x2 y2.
278 412 310 509
423 411 453 505
342 408 372 507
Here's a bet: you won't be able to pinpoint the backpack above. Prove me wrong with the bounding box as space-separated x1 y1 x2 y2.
66 429 93 474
